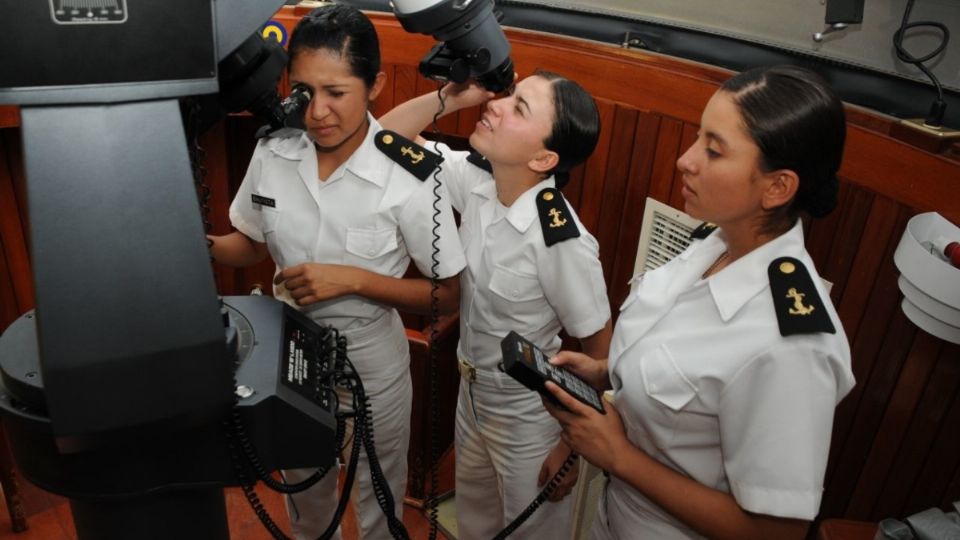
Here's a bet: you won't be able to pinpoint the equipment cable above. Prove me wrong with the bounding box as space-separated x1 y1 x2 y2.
893 0 951 127
425 83 449 540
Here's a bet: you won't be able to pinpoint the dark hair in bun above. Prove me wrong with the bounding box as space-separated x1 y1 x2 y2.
722 65 846 225
535 70 600 189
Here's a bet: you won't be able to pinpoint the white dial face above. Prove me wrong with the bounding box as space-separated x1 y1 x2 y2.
50 0 128 25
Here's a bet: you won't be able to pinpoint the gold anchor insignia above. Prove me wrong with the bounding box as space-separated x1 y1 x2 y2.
401 146 425 164
548 208 567 228
786 287 815 315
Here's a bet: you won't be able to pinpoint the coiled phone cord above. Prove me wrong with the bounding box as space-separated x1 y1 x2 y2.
425 83 449 540
491 450 579 540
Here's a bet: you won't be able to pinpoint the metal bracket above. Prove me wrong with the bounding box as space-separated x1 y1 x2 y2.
621 31 647 50
813 22 848 42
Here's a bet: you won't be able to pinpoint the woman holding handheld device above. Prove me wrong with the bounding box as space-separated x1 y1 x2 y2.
208 5 466 539
379 72 613 539
543 65 855 539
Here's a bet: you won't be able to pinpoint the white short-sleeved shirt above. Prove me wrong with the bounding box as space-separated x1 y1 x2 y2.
431 144 611 370
230 115 466 331
604 220 855 538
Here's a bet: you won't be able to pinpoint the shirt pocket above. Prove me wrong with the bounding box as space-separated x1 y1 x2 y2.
640 344 698 411
261 207 280 235
345 227 399 260
488 264 544 303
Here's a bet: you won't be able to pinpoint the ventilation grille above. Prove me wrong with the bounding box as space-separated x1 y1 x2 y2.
633 197 702 276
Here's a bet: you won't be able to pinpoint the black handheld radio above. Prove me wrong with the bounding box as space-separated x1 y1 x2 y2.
500 331 605 414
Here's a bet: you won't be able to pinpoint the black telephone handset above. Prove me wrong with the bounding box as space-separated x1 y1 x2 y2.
500 331 606 414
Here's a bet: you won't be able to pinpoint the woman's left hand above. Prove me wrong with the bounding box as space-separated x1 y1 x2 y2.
275 263 362 305
440 80 495 110
542 382 630 472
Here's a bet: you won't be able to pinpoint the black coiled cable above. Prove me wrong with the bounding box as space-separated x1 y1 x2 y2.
490 451 579 540
893 0 951 127
335 333 412 540
315 332 365 540
223 341 296 540
425 83 449 540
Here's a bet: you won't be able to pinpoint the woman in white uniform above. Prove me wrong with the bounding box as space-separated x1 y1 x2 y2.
380 72 613 539
209 5 466 540
543 65 856 539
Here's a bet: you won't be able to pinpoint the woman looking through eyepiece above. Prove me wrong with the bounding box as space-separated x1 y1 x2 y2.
208 5 466 539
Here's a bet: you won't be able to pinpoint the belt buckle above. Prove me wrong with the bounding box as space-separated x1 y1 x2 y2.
458 358 477 382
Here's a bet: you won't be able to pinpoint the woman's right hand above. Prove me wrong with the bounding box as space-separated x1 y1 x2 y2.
549 351 611 391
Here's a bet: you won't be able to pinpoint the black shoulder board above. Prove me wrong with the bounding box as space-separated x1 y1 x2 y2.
374 130 443 182
768 257 836 337
690 221 717 240
466 151 493 174
536 188 580 247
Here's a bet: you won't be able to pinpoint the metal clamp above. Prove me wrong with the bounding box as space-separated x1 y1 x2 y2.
813 22 848 42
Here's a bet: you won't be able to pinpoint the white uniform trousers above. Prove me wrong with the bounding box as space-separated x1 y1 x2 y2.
589 483 615 540
283 311 412 540
455 365 574 540
588 480 703 540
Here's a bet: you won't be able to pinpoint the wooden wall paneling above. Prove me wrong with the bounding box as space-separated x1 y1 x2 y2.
504 33 723 127
833 196 902 339
845 331 942 520
2 130 28 235
606 110 663 311
0 107 19 129
646 117 684 205
902 342 960 515
576 100 616 235
0 131 33 315
805 182 853 296
198 120 236 294
595 105 639 286
946 467 960 511
902 379 960 516
0 233 19 331
666 123 697 210
828 306 919 518
392 65 419 114
562 162 586 211
940 368 960 509
562 98 620 212
841 125 960 224
870 339 960 520
817 186 876 305
821 206 915 518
